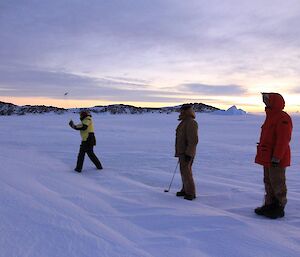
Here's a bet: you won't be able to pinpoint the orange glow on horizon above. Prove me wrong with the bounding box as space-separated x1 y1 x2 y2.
0 96 299 113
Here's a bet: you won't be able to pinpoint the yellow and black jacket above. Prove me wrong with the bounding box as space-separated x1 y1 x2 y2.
73 116 96 145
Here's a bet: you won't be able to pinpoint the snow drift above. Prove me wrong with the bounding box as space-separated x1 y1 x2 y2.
0 113 299 257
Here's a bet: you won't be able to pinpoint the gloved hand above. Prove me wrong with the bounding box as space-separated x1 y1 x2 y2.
271 157 280 168
69 120 75 129
185 155 192 162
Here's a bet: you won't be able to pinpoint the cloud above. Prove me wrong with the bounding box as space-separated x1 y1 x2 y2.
0 67 250 104
179 83 247 96
0 0 300 106
103 76 152 88
0 67 184 102
289 87 300 94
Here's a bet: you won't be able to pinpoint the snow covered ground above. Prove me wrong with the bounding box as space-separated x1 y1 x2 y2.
1 113 300 257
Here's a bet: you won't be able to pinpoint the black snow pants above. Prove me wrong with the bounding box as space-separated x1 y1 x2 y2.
75 134 102 171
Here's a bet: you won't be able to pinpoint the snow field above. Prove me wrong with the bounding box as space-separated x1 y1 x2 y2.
0 113 300 257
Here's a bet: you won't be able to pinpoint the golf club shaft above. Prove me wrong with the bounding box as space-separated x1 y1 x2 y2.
165 160 179 192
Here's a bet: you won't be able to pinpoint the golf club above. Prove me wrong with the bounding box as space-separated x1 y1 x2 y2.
164 160 179 192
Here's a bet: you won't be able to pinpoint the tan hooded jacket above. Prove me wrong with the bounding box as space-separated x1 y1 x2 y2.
175 109 199 157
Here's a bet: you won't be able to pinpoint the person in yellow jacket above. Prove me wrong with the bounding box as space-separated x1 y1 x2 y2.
69 110 103 172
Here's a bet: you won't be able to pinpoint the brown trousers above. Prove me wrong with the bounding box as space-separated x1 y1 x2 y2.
263 167 287 207
179 156 196 196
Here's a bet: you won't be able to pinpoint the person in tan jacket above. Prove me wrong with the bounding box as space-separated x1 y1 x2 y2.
175 104 199 200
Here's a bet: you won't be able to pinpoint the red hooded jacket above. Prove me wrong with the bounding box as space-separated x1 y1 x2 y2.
255 93 293 168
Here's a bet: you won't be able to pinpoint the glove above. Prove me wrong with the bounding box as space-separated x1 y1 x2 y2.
69 120 75 129
271 157 280 168
185 155 192 162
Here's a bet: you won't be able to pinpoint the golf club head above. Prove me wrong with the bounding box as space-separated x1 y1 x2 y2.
164 189 169 192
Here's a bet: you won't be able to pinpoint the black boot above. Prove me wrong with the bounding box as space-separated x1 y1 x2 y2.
74 168 82 173
184 194 196 201
254 204 276 216
176 190 185 197
263 203 285 219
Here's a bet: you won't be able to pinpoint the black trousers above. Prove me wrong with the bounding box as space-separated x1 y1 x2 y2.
76 141 102 171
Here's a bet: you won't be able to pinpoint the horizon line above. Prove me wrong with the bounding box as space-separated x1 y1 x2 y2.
1 99 222 110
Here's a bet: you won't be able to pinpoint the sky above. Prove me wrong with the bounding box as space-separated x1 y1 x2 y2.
0 0 300 112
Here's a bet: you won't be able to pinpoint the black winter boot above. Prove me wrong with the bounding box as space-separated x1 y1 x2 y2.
176 190 186 197
254 204 276 216
263 203 285 219
184 194 196 201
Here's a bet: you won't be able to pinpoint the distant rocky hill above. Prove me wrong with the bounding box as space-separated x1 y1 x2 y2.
0 101 220 116
0 101 65 116
84 103 219 115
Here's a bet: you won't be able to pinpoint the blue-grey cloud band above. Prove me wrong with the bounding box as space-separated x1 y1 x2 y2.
0 0 300 104
179 84 247 96
0 68 180 101
0 68 250 103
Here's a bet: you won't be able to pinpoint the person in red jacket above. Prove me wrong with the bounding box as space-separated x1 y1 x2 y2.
255 93 293 219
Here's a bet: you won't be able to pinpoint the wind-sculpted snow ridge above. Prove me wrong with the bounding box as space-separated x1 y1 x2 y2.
0 101 220 116
1 113 300 257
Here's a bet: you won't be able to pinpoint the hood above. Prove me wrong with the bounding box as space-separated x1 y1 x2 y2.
178 108 196 120
80 114 91 121
265 93 285 111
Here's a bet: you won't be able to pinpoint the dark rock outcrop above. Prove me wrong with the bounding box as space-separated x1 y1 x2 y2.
0 101 220 116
